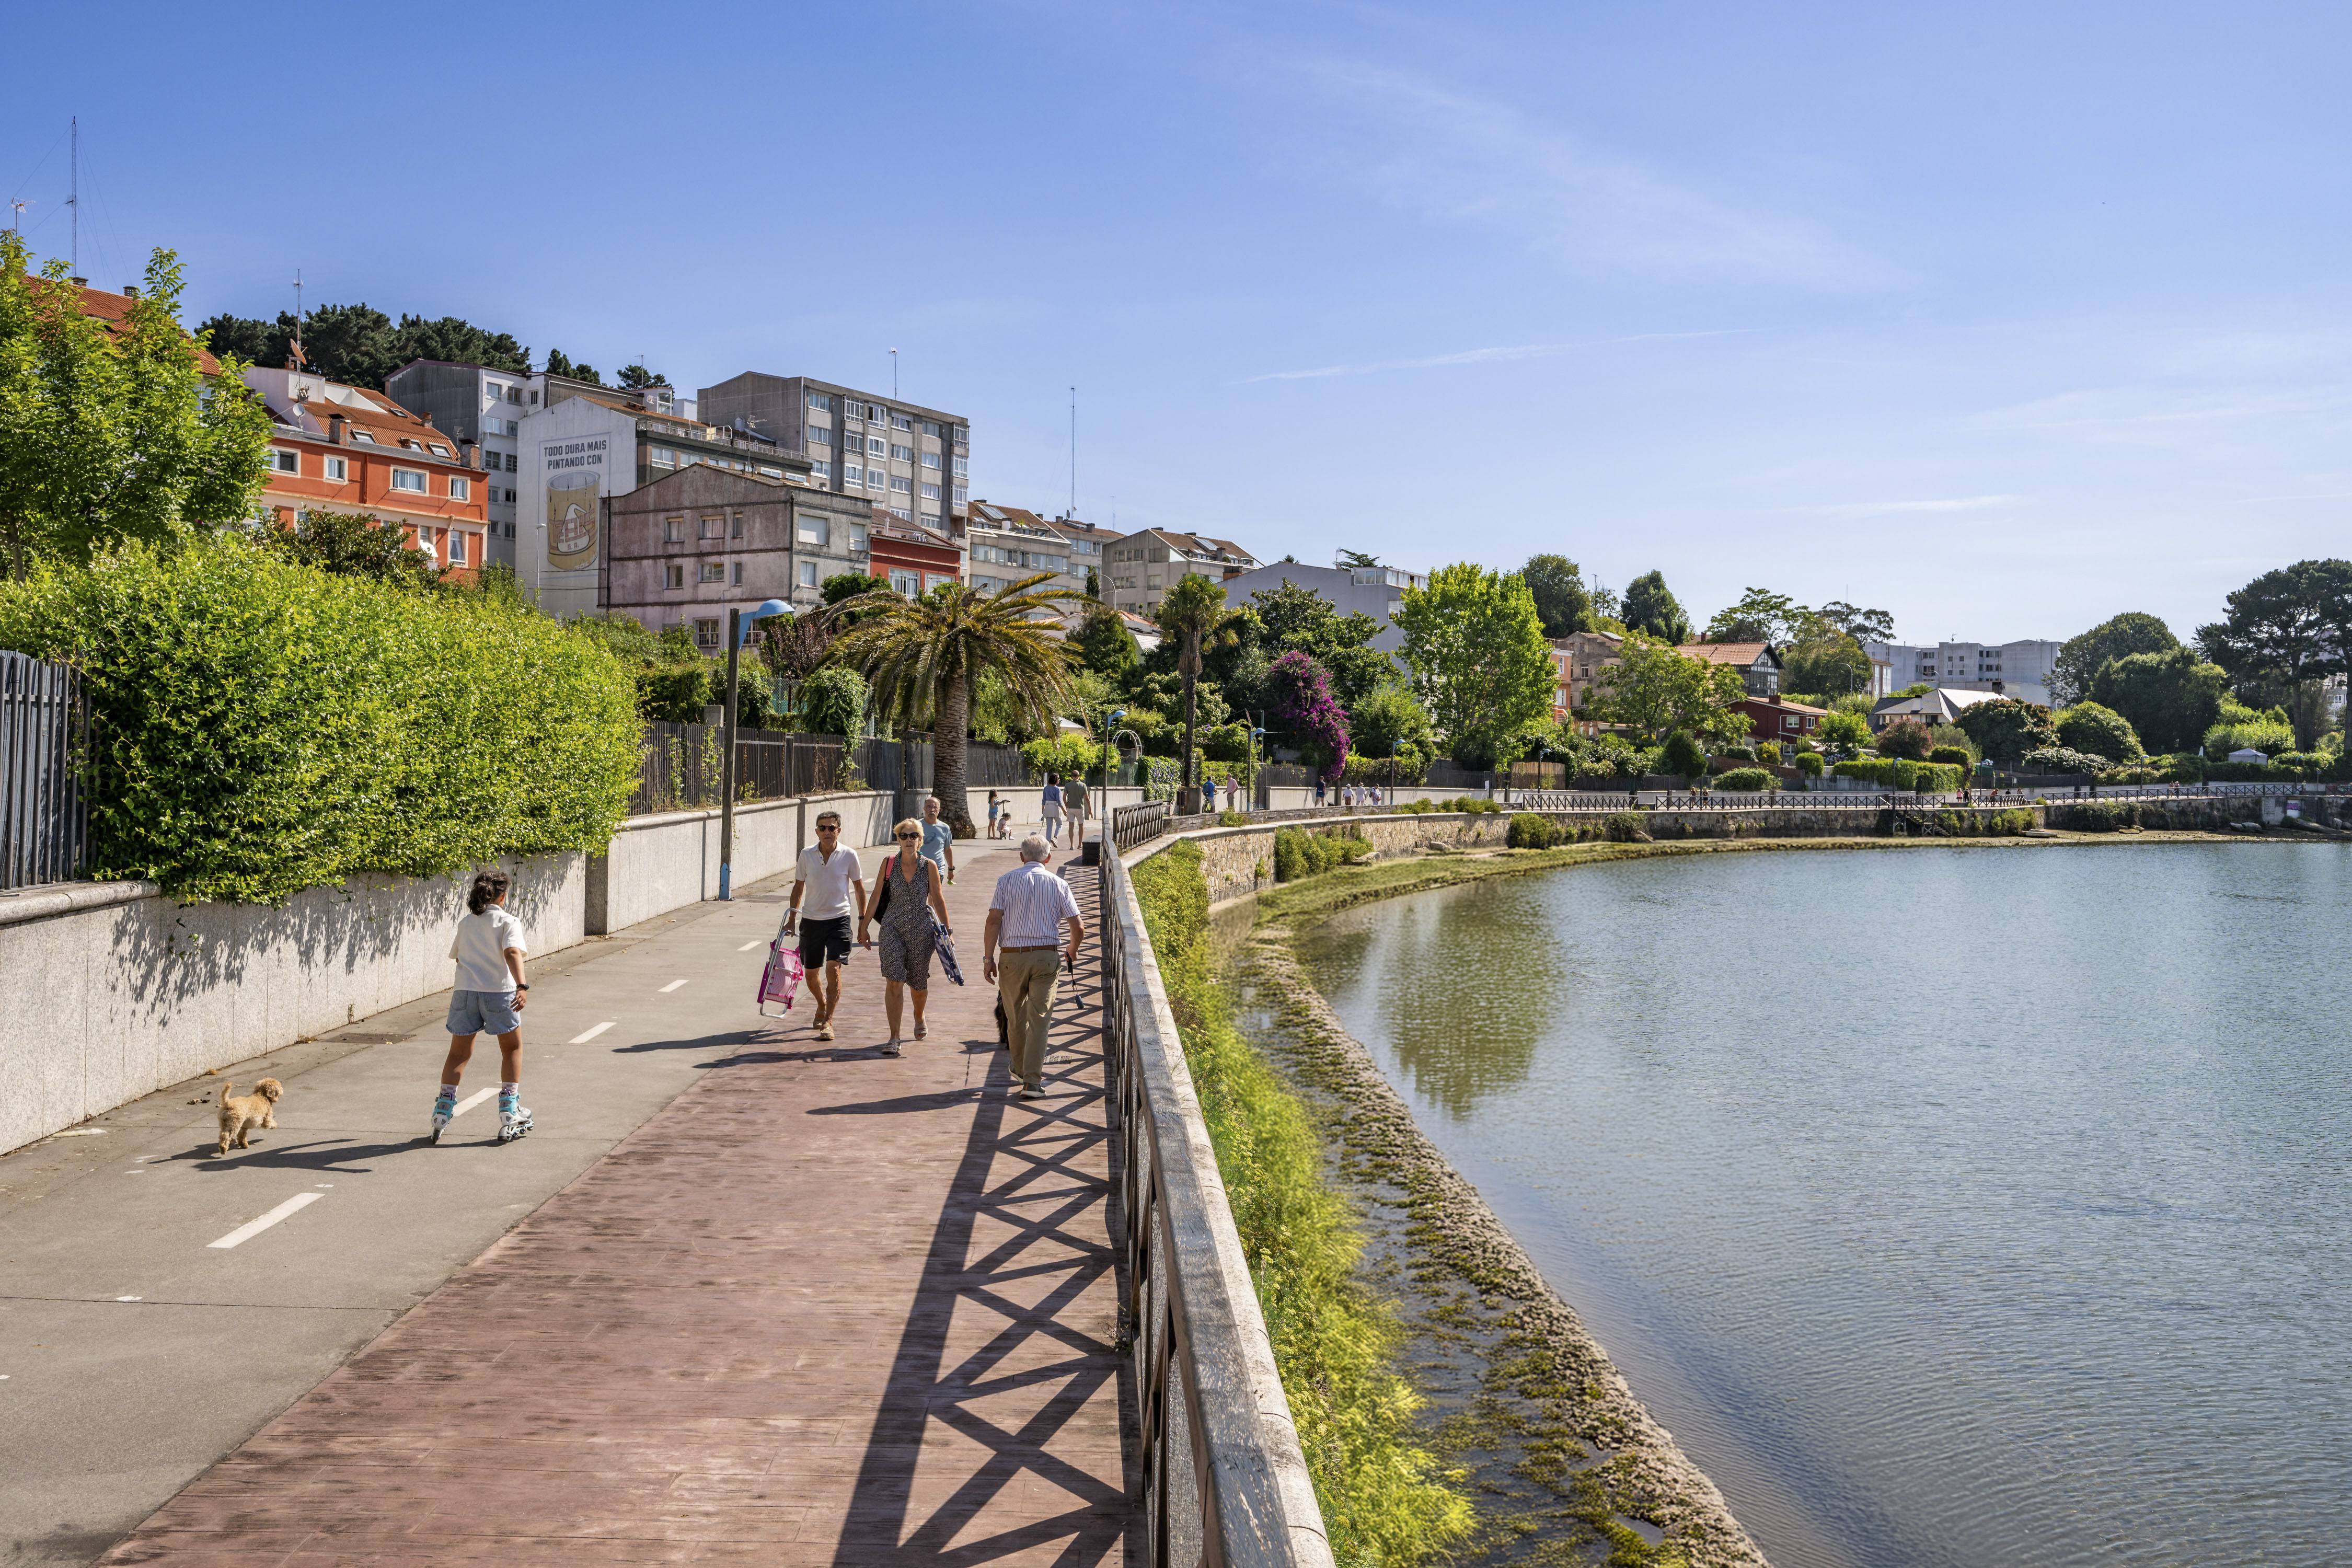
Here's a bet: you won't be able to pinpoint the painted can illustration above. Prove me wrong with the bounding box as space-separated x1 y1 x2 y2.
547 471 600 570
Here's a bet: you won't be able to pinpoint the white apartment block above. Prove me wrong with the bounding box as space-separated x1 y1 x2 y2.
697 374 967 534
385 361 542 564
1217 556 1427 654
1105 529 1261 618
1865 639 2062 705
963 501 1117 598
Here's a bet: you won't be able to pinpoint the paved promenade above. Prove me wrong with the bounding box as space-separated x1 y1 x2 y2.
5 845 1131 1566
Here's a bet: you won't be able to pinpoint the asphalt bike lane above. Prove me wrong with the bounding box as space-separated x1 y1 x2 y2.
0 869 808 1568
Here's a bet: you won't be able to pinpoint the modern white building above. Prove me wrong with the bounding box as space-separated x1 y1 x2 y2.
1217 556 1426 653
1864 639 2061 705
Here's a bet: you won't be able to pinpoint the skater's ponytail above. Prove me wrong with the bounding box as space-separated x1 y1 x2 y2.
467 870 510 916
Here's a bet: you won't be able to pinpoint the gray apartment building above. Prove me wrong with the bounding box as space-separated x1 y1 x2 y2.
697 374 969 534
1217 557 1426 653
1104 528 1261 618
1862 638 2062 705
385 360 539 562
962 501 1121 598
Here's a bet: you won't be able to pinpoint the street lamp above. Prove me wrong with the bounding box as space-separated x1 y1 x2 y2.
719 598 792 901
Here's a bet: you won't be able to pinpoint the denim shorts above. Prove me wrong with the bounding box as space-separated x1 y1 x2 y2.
447 988 521 1037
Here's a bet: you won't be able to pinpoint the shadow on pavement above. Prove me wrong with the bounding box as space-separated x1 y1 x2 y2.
170 1136 424 1174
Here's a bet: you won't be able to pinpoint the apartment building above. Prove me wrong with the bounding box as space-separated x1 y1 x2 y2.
602 466 878 648
869 515 963 599
1104 528 1261 618
1864 639 2060 705
697 374 969 533
1217 556 1426 653
245 365 491 573
1678 642 1783 698
963 500 1091 596
384 362 540 562
1550 631 1624 731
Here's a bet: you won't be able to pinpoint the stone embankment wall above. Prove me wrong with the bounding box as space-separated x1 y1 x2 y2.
1186 814 1515 905
2043 793 2345 832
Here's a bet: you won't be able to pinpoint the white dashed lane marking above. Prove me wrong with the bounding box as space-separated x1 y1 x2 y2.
737 941 762 952
569 1022 615 1044
452 1087 496 1117
659 979 688 993
207 1191 324 1250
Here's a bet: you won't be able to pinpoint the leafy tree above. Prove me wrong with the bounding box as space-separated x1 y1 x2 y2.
1247 579 1391 708
1876 716 1935 760
1955 698 2058 763
829 571 1082 835
798 665 867 738
2051 612 2177 705
1086 565 1100 598
262 508 442 590
543 349 601 385
1660 728 1707 783
822 570 890 606
1073 600 1137 675
2195 561 2350 748
199 307 530 385
1781 612 1872 697
294 303 401 388
1521 553 1593 638
1335 548 1380 569
1819 709 1871 749
1396 562 1557 766
1586 630 1751 745
617 363 669 390
1350 684 1433 760
1816 600 1896 644
194 311 287 367
2054 701 2145 762
2 239 273 579
1621 570 1691 644
1703 586 1805 645
1267 651 1349 778
391 315 529 375
1155 572 1246 808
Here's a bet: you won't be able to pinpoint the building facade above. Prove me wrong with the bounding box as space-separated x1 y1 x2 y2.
962 501 1082 596
1216 557 1426 654
697 374 969 533
1737 694 1825 744
868 515 963 598
384 361 537 563
1104 528 1261 618
1864 639 2060 705
245 366 491 573
1550 631 1625 728
1678 642 1783 697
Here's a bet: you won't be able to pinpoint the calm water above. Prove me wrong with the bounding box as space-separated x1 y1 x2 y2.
1299 843 2352 1568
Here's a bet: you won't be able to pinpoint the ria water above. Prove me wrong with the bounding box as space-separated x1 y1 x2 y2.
1299 841 2352 1568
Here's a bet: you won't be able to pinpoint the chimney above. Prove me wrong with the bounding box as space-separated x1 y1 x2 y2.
328 414 347 445
121 284 138 298
461 440 480 469
68 275 86 287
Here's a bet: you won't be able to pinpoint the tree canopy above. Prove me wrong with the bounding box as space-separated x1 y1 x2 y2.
1816 600 1896 644
1703 586 1806 645
1521 553 1594 638
1586 631 1751 746
2050 612 2176 706
2087 646 2224 754
2054 701 2145 762
2195 560 2352 748
1781 613 1872 697
1621 570 1691 644
196 305 531 389
1245 579 1391 709
543 349 601 385
1396 562 1557 766
1955 698 2057 762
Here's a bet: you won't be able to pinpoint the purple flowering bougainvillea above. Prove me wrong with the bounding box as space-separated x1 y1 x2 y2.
1269 650 1351 779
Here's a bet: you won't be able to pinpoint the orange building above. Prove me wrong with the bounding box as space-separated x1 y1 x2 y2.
243 365 491 572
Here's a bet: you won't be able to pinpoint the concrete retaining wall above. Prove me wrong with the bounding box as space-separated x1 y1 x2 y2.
586 791 896 936
0 851 586 1156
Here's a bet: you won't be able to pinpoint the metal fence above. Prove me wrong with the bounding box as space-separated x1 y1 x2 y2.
1099 838 1334 1568
1112 800 1169 853
631 726 892 815
1 652 88 891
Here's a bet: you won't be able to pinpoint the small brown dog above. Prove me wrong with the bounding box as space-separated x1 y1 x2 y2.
216 1078 283 1156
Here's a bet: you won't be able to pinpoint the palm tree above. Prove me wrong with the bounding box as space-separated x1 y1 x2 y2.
1155 573 1245 814
829 573 1081 837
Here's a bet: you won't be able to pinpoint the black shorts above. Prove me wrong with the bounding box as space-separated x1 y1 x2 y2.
797 915 854 967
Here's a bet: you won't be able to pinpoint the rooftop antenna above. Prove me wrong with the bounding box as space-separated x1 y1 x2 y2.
1069 387 1077 517
889 347 898 399
67 117 77 274
291 268 305 368
6 199 26 237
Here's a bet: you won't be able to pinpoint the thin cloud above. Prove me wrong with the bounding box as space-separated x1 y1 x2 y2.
1236 329 1760 384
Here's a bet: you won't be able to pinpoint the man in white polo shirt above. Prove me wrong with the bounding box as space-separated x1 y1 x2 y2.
782 809 869 1042
983 834 1085 1100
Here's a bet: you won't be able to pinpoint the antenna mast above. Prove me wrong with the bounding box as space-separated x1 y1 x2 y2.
1069 387 1077 517
292 268 304 367
68 117 77 273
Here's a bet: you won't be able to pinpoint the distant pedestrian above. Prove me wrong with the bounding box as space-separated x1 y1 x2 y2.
431 870 531 1145
1041 773 1066 847
860 817 953 1056
919 794 956 886
986 790 1006 839
983 835 1086 1101
1065 775 1089 844
1314 777 1326 807
783 810 869 1043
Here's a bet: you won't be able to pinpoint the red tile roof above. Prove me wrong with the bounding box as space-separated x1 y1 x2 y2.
1679 641 1774 664
30 278 223 375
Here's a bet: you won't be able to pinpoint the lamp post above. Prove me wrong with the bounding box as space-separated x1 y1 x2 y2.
1099 708 1124 851
1248 726 1265 812
719 598 792 901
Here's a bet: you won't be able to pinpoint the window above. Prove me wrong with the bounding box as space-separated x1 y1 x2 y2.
324 455 348 481
952 485 968 505
450 477 471 500
665 517 686 543
921 451 940 468
924 572 953 592
391 468 427 493
805 391 831 411
889 505 910 520
866 469 886 490
504 453 517 472
695 618 721 650
731 513 745 538
806 425 831 445
349 429 376 443
731 561 744 586
486 382 507 403
848 523 868 554
842 463 863 486
920 482 941 500
952 455 967 478
921 512 942 528
890 569 919 595
858 435 881 457
799 560 820 586
451 532 469 564
918 420 938 436
889 412 912 431
797 513 829 546
508 385 524 403
650 447 676 468
759 464 782 478
268 449 299 474
890 476 911 493
890 443 913 462
699 561 725 583
699 516 723 539
429 443 452 457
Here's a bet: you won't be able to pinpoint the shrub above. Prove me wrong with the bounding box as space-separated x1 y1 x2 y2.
1790 738 1818 755
1820 709 1872 748
1833 758 1888 782
1021 730 1099 780
1601 810 1651 843
1713 767 1777 791
1956 698 2058 762
1507 812 1561 848
1928 724 1979 764
1757 742 1782 764
1715 743 1758 763
1272 825 1372 881
1216 810 1251 826
2055 700 2145 762
799 665 868 739
1795 752 1825 778
1660 728 1707 780
1876 716 1936 760
1929 745 1973 770
0 537 639 904
2020 745 2108 774
2202 714 2294 756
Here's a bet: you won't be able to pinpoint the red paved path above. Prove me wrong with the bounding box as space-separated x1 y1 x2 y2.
101 850 1134 1567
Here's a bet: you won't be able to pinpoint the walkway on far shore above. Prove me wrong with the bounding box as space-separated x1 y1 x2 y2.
83 846 1133 1566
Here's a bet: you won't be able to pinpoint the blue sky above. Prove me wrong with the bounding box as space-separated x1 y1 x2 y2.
8 2 2349 646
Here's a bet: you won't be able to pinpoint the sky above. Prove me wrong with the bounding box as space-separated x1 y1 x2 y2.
8 1 2350 648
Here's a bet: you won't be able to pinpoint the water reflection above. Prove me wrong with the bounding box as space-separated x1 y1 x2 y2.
1301 843 2352 1568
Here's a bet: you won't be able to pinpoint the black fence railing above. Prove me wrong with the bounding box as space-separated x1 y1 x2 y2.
1 652 88 891
1112 800 1169 854
1099 841 1334 1568
631 727 931 815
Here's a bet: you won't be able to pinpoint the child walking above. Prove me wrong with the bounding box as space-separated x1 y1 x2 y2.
431 870 532 1144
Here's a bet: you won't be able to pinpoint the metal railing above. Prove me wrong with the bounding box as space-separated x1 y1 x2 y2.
1099 840 1333 1568
1 652 89 891
1112 799 1169 852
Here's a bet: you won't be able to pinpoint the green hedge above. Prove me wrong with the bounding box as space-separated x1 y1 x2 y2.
1273 825 1373 881
0 538 640 904
1712 767 1777 791
1831 758 1963 791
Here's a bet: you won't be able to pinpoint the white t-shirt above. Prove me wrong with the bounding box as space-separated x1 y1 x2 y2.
794 843 864 921
450 906 526 994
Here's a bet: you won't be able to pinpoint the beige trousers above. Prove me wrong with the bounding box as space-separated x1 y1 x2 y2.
997 947 1062 1090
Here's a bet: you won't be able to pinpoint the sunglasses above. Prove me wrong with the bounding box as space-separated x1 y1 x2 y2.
816 824 839 832
896 832 919 839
